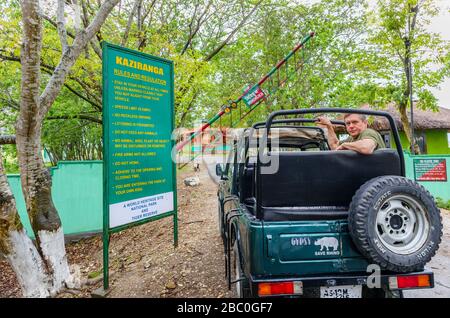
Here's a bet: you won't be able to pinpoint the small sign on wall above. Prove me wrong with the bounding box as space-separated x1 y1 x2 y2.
413 158 447 182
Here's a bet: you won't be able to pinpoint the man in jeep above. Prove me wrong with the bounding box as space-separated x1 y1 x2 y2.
316 113 385 155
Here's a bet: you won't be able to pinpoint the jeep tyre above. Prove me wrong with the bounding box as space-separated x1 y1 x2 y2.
218 198 225 240
232 239 252 298
348 176 442 273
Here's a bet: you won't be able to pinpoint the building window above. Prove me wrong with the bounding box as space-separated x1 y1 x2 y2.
382 133 391 148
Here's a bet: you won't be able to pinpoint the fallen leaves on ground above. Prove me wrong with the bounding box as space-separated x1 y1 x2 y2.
0 164 233 298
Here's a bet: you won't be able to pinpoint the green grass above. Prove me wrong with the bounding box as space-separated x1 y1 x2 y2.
436 197 450 210
88 270 102 279
4 162 19 174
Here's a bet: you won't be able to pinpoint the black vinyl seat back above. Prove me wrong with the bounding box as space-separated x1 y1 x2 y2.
239 163 255 202
258 149 401 210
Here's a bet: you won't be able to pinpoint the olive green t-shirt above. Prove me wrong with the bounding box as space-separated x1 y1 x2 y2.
340 128 386 150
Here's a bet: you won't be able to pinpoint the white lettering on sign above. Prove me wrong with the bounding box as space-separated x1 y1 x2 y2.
109 191 174 228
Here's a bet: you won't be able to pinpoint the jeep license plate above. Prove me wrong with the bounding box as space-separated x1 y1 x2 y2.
320 285 362 298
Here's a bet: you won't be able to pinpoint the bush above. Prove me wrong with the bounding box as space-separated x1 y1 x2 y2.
436 197 450 210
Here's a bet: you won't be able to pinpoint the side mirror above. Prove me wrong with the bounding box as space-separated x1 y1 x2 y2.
215 164 223 177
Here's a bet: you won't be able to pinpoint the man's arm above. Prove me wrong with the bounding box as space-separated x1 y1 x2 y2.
316 117 339 150
337 138 376 154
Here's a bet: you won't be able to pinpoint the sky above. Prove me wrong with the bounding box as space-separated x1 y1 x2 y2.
427 0 450 108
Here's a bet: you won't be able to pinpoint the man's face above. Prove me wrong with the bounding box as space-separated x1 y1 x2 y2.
345 114 368 138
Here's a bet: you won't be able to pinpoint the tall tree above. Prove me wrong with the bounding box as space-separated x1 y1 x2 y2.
0 0 119 297
368 0 449 153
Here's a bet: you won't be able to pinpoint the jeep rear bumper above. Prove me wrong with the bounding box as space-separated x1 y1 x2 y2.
248 269 434 297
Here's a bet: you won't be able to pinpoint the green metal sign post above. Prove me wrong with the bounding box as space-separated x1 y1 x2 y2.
102 42 177 291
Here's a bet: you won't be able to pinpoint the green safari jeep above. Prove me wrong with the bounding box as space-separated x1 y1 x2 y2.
216 108 442 298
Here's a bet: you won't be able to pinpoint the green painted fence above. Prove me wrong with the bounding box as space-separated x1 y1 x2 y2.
7 154 449 237
7 161 103 237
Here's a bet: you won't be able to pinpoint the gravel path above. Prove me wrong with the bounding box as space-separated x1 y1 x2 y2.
105 164 233 297
403 208 450 298
0 164 232 298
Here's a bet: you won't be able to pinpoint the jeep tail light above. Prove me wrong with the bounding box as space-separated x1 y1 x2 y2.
389 274 432 290
258 281 303 296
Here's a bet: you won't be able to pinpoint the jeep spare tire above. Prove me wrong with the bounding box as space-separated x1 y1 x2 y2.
348 175 442 273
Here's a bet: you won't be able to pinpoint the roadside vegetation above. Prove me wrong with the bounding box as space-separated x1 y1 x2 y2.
436 198 450 210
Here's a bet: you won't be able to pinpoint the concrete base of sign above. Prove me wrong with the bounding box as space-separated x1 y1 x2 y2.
91 287 112 298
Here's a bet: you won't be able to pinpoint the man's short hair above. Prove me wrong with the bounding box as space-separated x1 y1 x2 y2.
343 113 367 122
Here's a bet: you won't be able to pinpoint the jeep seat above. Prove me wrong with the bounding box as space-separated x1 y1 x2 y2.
258 149 402 221
239 162 256 203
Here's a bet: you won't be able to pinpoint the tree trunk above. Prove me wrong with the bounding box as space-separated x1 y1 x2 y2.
400 4 420 155
12 0 119 297
398 102 412 144
399 33 420 154
18 0 76 295
0 151 50 297
398 102 421 154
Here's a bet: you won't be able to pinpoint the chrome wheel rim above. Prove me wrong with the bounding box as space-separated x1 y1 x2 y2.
375 194 429 255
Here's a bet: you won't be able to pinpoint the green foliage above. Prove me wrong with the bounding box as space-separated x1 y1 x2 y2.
0 0 449 164
1 145 19 173
436 197 450 210
88 270 102 279
365 0 450 110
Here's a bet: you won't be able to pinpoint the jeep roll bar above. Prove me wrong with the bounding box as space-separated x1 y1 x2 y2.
252 118 345 129
260 108 405 176
252 108 405 220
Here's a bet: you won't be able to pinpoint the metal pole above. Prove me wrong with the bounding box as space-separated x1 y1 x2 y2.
174 32 315 153
103 231 109 290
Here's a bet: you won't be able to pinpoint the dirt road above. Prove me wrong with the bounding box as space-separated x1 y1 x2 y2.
103 164 233 298
0 164 233 298
403 209 450 298
1 162 449 298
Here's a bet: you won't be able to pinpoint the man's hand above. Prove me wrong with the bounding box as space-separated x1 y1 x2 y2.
316 116 339 150
315 116 333 128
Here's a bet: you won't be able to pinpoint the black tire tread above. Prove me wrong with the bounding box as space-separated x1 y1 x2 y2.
233 238 252 298
348 175 443 272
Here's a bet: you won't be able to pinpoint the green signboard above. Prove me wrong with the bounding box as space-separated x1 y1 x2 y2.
413 158 447 182
102 42 177 289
